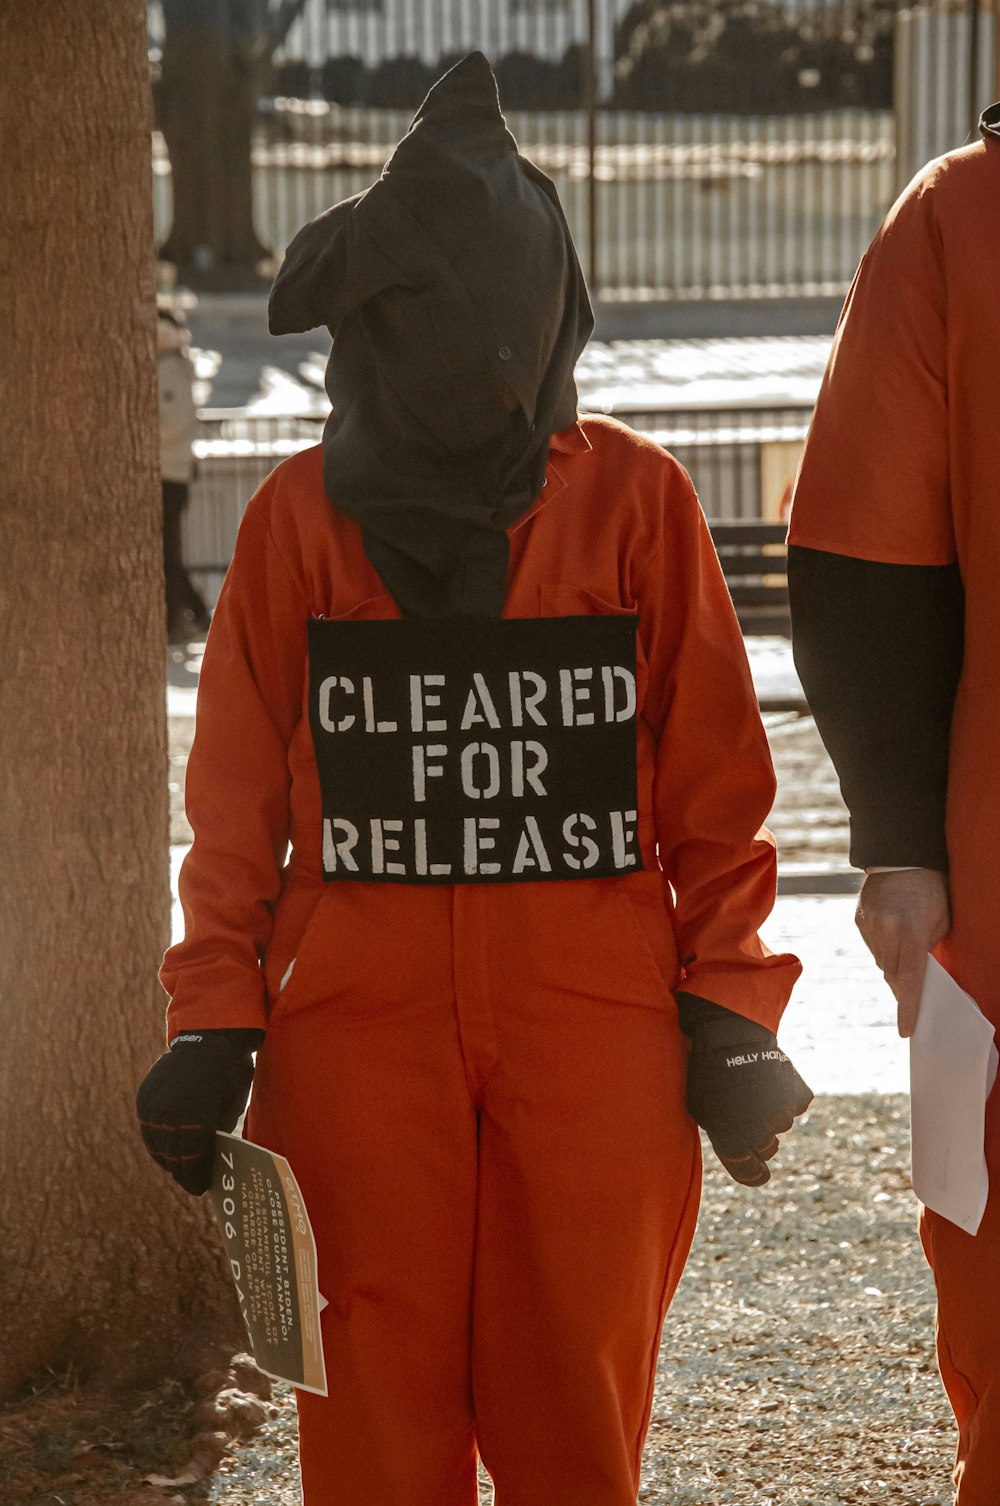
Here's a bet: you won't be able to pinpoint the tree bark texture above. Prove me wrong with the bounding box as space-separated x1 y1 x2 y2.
0 0 241 1397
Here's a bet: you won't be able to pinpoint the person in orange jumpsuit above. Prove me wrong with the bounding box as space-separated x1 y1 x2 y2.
788 105 1000 1506
138 54 809 1506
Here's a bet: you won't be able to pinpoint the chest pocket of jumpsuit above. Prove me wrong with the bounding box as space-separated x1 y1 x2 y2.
537 585 650 709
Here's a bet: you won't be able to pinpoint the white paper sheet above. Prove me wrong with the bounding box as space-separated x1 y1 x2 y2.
910 955 999 1236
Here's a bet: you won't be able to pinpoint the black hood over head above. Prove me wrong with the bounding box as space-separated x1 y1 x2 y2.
268 51 594 617
981 102 1000 141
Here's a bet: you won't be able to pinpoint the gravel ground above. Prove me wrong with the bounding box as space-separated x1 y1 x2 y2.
199 1095 956 1506
641 1097 953 1506
0 1096 955 1506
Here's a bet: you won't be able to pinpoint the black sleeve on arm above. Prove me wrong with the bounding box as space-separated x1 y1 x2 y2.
788 546 964 871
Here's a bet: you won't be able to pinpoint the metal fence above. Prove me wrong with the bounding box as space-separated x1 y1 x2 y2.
151 0 998 301
611 401 813 517
185 411 321 604
895 5 997 186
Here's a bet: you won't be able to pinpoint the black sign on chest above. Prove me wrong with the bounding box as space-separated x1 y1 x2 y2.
307 614 642 884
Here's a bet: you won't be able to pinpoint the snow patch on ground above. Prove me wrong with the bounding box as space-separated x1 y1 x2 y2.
576 334 830 412
744 634 804 703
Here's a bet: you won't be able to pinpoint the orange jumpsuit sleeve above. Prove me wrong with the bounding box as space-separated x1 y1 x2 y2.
787 168 963 868
788 173 953 565
160 476 310 1037
636 481 801 1033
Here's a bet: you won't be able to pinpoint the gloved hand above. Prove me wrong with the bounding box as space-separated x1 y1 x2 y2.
136 1028 264 1195
677 993 813 1187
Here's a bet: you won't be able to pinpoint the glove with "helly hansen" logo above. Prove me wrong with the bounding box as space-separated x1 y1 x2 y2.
136 1028 264 1196
677 993 813 1187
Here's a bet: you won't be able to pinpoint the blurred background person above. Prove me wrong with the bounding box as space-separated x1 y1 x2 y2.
158 302 210 642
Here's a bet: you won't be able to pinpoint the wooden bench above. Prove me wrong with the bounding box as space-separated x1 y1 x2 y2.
708 519 790 637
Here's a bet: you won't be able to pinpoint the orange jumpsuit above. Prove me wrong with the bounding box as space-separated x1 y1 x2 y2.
163 415 799 1505
789 129 1000 1503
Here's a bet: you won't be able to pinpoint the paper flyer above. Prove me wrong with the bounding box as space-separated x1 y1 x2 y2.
910 956 1000 1237
210 1133 328 1395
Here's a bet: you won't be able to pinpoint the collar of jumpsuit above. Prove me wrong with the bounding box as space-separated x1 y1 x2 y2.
267 51 594 619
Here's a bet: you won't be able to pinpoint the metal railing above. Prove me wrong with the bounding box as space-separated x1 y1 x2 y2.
610 401 813 518
894 6 998 189
152 101 899 298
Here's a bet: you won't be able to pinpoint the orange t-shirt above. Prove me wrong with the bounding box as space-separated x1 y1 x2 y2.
790 132 998 584
789 127 1000 1018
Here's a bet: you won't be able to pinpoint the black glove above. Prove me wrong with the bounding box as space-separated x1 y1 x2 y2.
136 1028 264 1196
677 993 813 1187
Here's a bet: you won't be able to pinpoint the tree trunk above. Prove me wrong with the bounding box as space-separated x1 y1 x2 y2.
158 23 272 286
0 0 241 1397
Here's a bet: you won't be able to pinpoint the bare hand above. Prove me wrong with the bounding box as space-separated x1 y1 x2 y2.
855 869 951 1038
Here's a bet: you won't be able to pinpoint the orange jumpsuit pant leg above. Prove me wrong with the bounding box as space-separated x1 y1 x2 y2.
247 877 701 1505
919 1089 1000 1504
462 885 702 1506
246 888 481 1506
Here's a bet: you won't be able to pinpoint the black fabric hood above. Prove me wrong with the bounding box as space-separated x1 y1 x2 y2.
268 52 594 618
981 102 1000 141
